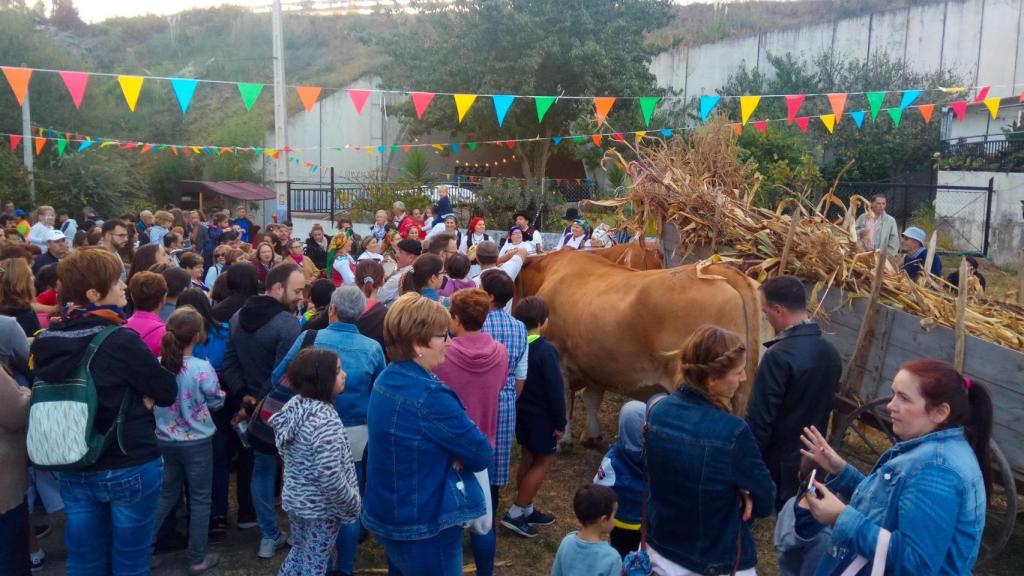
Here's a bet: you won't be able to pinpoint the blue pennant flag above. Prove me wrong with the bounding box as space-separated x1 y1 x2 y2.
492 95 516 127
660 128 674 138
77 140 94 152
699 95 721 123
170 78 199 114
899 89 922 110
849 110 866 128
451 143 460 154
376 145 386 154
552 136 563 146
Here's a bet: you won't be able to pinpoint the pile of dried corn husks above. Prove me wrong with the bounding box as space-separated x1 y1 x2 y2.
594 121 1024 352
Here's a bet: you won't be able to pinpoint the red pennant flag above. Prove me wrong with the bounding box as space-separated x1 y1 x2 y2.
730 123 741 135
1019 90 1024 103
33 136 45 156
827 93 847 123
296 86 321 112
401 145 411 152
753 120 767 134
918 103 935 124
973 86 990 103
593 97 616 125
795 117 810 133
411 92 435 120
59 71 89 109
785 95 805 123
611 132 625 142
182 146 191 156
9 135 21 150
2 66 32 106
950 101 967 121
506 141 515 150
348 89 371 114
591 134 603 147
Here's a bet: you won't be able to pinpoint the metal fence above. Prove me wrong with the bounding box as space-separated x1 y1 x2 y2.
939 138 1024 172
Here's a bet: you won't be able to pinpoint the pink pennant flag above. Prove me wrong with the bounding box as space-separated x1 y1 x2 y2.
753 120 767 134
9 134 21 150
59 71 89 109
348 89 371 114
950 101 967 122
411 92 435 120
785 95 805 124
795 117 810 133
973 86 990 103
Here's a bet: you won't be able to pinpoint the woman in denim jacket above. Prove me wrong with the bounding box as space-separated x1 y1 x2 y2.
645 325 776 575
362 292 493 576
802 359 992 575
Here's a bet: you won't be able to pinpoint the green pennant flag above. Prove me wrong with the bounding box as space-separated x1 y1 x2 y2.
57 137 67 157
638 96 660 127
467 142 478 151
535 96 556 123
866 91 886 121
571 135 586 144
887 107 903 127
238 83 264 111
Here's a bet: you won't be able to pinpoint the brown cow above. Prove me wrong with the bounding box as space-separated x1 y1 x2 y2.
516 247 760 447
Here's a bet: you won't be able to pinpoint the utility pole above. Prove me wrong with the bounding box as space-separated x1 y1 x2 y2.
21 64 34 204
271 0 289 221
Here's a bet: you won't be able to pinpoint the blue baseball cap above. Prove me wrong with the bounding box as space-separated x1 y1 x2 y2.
901 226 927 245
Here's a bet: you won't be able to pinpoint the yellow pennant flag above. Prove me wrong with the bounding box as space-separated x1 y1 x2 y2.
820 114 836 134
983 97 1000 119
740 96 761 125
454 94 477 123
634 131 646 142
117 75 145 112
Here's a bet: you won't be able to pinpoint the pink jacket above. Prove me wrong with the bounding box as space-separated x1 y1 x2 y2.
125 310 166 356
433 332 507 447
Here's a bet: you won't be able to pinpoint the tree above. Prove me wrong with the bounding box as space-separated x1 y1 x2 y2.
50 0 83 30
377 0 674 186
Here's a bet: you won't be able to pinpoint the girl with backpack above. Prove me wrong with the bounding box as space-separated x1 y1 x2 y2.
152 307 225 575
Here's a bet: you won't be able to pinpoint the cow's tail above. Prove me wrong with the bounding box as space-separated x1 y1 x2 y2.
715 266 762 416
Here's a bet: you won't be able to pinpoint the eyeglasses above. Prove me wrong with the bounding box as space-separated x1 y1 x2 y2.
433 332 451 342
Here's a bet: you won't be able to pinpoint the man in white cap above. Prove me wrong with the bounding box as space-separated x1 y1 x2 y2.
854 194 899 255
899 226 941 281
32 230 68 275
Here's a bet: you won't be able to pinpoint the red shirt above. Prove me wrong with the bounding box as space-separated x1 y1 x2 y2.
36 289 57 306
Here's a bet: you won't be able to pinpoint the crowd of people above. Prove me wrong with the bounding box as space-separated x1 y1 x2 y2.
0 193 997 576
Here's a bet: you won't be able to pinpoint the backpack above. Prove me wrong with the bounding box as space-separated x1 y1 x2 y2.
26 326 131 471
246 329 318 454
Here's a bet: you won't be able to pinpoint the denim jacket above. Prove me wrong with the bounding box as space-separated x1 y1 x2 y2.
646 387 776 573
361 360 493 540
271 322 385 427
815 427 985 576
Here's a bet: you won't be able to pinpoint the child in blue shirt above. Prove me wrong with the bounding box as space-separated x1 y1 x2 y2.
551 484 622 576
594 400 647 558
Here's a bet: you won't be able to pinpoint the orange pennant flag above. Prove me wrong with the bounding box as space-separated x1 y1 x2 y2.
827 93 847 124
296 86 321 113
917 104 935 124
33 136 45 156
593 97 616 125
731 123 742 135
591 134 603 147
2 66 32 106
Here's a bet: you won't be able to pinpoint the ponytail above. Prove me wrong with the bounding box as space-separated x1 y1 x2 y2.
160 330 187 374
160 306 206 375
966 380 994 497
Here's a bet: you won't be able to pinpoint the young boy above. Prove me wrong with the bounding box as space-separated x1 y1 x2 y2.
774 456 833 576
551 484 622 576
594 400 647 558
502 296 567 538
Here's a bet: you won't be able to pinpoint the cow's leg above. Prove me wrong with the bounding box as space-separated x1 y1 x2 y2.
580 387 606 451
557 382 575 451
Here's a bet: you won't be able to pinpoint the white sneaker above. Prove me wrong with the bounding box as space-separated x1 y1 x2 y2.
257 531 288 559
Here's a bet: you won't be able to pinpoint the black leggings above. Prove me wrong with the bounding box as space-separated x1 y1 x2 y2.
610 527 641 558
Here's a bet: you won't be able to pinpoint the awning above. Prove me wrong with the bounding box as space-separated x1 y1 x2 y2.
177 180 276 201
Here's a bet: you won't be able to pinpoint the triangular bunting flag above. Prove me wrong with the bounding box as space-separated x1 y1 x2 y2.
634 131 646 141
660 129 673 138
454 94 477 123
740 95 761 125
887 107 903 127
753 120 767 134
572 135 586 144
348 89 371 114
973 86 990 103
699 95 720 123
850 110 866 128
594 97 616 125
59 71 89 109
492 95 515 127
33 137 45 156
450 143 459 154
638 96 660 127
820 114 836 133
57 137 67 156
611 133 626 142
377 145 387 154
401 145 411 152
785 95 805 123
866 91 886 121
411 92 435 120
505 141 516 150
899 89 922 110
535 96 556 123
170 78 199 114
432 144 445 151
467 142 478 151
731 123 742 136
77 140 93 152
983 97 1000 119
1 66 31 106
950 101 967 121
551 136 563 146
918 104 935 124
139 144 153 154
827 93 847 123
795 117 810 133
238 83 263 111
117 75 144 112
1020 90 1024 103
591 134 603 147
9 135 21 150
296 86 321 112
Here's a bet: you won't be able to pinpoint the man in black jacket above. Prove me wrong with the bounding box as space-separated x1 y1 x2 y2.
745 275 842 511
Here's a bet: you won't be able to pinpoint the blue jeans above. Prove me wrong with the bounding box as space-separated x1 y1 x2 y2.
251 451 280 539
153 440 213 565
379 525 464 576
59 458 163 576
334 460 365 574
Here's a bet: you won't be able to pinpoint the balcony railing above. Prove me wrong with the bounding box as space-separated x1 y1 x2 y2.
938 137 1024 172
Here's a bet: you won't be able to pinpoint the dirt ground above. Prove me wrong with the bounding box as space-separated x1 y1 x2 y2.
34 391 1024 575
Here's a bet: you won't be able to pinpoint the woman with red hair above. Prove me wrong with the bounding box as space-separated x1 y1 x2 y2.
458 217 490 255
